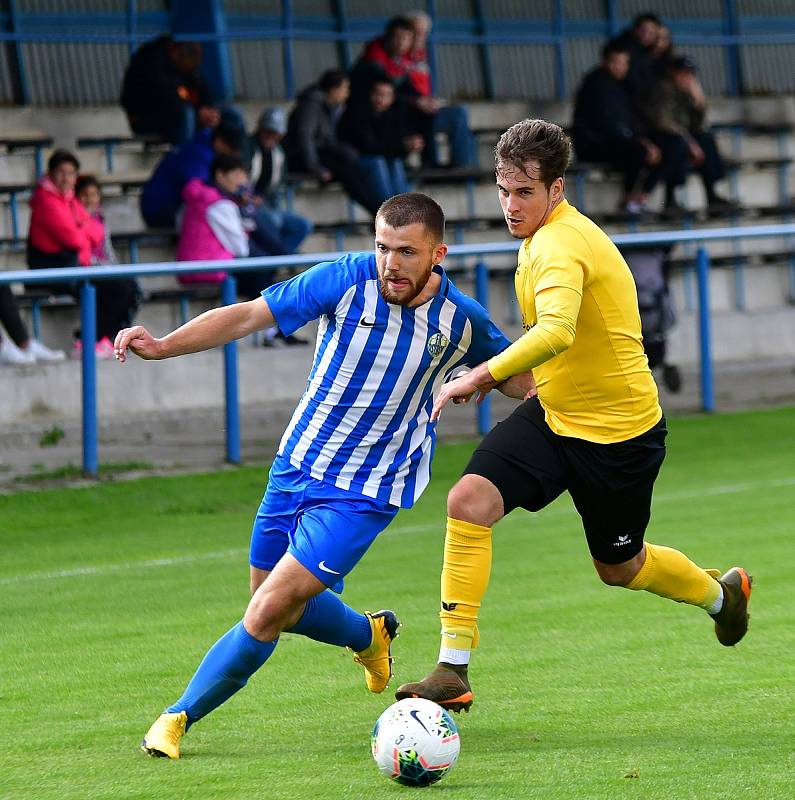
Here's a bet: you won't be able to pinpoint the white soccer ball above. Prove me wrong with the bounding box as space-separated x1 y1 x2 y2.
371 698 461 787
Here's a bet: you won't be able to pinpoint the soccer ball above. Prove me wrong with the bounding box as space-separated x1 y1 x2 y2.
371 698 460 787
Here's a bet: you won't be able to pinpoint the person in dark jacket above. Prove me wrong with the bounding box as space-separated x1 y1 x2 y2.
338 78 423 203
353 15 476 169
284 69 383 215
120 36 218 145
247 107 312 256
140 124 246 229
614 13 662 112
572 39 664 214
644 56 735 214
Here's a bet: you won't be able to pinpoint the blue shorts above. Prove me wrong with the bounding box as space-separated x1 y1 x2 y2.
249 455 399 592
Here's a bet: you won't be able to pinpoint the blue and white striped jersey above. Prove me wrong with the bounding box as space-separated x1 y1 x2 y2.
264 252 510 508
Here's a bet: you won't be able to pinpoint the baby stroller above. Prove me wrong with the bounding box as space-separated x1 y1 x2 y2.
621 246 682 393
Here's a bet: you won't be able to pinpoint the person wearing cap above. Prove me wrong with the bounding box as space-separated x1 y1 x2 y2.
644 55 735 214
238 108 313 346
572 38 666 216
247 107 313 256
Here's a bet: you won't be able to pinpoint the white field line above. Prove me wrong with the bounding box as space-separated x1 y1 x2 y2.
2 475 794 587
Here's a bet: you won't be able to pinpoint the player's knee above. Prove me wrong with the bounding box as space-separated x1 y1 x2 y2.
447 475 503 526
593 553 643 587
595 565 631 586
243 589 296 641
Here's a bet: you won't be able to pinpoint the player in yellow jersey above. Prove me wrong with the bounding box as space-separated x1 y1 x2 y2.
396 119 752 712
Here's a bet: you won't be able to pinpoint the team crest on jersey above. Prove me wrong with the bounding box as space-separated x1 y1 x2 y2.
427 332 449 358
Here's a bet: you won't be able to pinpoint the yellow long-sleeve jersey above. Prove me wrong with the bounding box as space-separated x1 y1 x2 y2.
487 199 662 443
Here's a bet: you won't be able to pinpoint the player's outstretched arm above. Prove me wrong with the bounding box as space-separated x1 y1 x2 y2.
114 297 275 363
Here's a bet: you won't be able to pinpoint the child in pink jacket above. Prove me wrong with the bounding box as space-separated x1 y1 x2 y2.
177 154 250 284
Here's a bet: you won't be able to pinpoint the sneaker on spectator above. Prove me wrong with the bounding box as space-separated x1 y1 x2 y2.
624 199 648 216
0 337 36 365
95 337 116 359
707 195 740 215
26 338 66 363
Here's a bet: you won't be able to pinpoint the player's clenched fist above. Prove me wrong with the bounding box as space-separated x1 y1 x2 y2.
114 325 163 362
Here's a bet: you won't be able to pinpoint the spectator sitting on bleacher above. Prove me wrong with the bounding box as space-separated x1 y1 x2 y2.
0 285 65 365
140 122 246 229
284 69 384 215
178 155 306 347
354 15 477 169
614 12 662 113
572 39 664 215
644 55 736 214
651 24 673 75
405 10 478 169
27 150 102 270
75 175 118 265
178 155 249 280
27 149 141 359
121 36 218 146
247 107 313 256
337 77 420 204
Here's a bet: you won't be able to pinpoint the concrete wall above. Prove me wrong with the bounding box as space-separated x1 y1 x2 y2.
3 261 795 428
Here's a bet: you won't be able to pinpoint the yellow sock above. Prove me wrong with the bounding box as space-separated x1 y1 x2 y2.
439 517 492 655
627 542 721 610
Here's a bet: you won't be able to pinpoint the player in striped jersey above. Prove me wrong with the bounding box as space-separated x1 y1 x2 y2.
114 192 532 758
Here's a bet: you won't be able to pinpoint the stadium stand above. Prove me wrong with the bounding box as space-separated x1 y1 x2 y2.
1 2 794 394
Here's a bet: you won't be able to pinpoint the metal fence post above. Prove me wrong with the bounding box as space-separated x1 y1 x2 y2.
221 275 241 464
474 260 491 434
80 281 98 476
696 247 715 413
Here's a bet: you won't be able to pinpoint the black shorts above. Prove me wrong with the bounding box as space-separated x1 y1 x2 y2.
463 397 667 564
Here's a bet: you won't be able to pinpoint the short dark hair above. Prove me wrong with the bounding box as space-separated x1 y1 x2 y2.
494 118 572 188
385 16 414 37
602 37 630 60
633 12 662 28
75 174 100 195
48 148 80 173
376 192 445 243
210 153 246 176
211 124 246 154
318 68 349 93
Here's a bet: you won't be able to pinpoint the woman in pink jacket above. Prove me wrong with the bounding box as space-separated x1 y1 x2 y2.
27 150 140 358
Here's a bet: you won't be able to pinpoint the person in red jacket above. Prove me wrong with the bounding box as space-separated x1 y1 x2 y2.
28 149 101 268
355 15 476 169
27 150 140 359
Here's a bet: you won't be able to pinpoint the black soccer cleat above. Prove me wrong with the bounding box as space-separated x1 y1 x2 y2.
710 567 753 646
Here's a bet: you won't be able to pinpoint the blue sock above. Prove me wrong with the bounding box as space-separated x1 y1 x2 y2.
167 621 276 724
287 590 372 651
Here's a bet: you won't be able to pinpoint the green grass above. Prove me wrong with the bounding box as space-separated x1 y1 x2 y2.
13 461 155 484
2 407 794 799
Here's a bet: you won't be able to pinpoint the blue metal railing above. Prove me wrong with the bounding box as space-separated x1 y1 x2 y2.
2 221 795 476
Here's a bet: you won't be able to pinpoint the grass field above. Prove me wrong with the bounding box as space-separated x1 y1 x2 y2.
2 407 794 800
